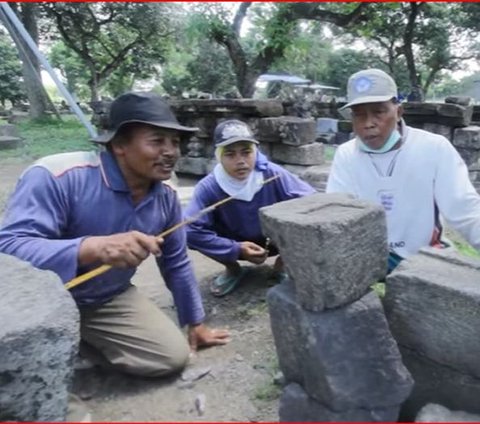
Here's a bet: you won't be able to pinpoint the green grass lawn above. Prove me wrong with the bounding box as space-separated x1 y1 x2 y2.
0 116 94 161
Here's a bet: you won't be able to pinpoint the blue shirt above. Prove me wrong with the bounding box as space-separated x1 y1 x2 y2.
184 161 316 263
0 150 204 327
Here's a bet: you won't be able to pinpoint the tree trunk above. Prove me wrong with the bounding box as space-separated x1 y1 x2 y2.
6 3 49 119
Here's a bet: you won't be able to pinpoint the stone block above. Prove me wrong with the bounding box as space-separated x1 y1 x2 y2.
175 156 208 176
0 254 79 421
268 284 413 410
384 248 480 378
260 193 388 311
456 147 480 168
170 99 284 117
0 124 19 137
271 142 324 166
316 133 336 144
279 383 401 422
297 164 330 193
423 123 453 141
337 120 353 133
445 96 474 106
453 126 480 151
399 346 480 421
257 116 316 145
7 111 29 124
403 103 473 127
0 136 23 150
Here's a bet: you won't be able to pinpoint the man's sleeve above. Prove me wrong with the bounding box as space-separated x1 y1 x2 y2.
433 138 480 250
326 147 356 195
0 167 84 282
156 193 205 327
184 182 241 263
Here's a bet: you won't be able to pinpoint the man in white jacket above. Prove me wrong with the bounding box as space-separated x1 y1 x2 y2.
326 68 480 272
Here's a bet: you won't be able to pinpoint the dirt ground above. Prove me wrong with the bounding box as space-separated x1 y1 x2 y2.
0 159 281 422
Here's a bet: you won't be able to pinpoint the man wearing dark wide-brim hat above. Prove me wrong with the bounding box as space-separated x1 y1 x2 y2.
0 92 230 379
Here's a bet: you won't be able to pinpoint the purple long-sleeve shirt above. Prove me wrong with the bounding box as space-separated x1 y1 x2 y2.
0 150 204 327
184 161 316 263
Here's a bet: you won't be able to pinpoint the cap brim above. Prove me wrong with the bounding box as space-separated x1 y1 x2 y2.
216 136 260 147
90 119 199 144
339 95 395 111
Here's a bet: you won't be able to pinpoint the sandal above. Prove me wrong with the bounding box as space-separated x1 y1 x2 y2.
210 267 249 297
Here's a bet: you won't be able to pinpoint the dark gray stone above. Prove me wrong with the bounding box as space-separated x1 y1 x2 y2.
260 193 388 311
170 99 284 117
0 124 19 137
403 103 473 127
399 346 480 421
257 116 316 145
445 96 474 107
337 120 353 133
416 403 480 422
0 254 79 421
279 383 401 422
297 164 330 193
268 285 413 410
0 136 23 150
384 248 480 378
453 126 480 151
316 117 338 134
176 156 209 176
423 123 453 141
271 142 324 166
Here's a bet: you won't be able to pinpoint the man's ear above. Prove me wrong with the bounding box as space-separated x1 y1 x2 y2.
110 140 126 157
397 103 404 121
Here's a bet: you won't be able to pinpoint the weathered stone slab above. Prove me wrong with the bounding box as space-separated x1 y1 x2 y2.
257 116 316 145
399 346 480 421
176 156 209 176
297 164 330 193
316 117 338 134
260 193 388 311
316 133 336 144
0 254 79 421
271 142 324 166
7 111 29 124
0 124 19 137
403 103 473 127
445 96 474 107
416 403 480 422
456 147 480 168
0 136 23 150
423 123 452 141
170 99 284 117
268 284 413 410
384 248 480 378
453 126 480 151
279 383 401 422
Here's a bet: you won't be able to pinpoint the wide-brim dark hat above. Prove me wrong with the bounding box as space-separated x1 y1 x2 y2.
91 91 198 143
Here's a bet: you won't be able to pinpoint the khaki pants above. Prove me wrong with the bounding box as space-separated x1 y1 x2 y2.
79 285 190 377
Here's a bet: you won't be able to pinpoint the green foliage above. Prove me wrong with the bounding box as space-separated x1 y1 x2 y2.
0 30 26 107
2 116 93 160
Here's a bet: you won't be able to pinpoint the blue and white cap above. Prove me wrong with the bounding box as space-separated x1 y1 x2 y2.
213 119 259 147
340 68 398 110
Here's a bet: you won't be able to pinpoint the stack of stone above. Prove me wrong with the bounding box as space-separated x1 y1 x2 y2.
0 123 23 150
170 99 326 180
383 248 480 420
403 97 480 191
259 193 413 421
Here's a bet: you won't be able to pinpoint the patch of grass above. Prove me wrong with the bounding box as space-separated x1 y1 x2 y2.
2 116 94 160
324 145 336 162
252 356 281 402
453 239 480 259
371 282 386 297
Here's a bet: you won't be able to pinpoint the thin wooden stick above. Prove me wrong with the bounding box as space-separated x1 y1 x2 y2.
65 174 280 290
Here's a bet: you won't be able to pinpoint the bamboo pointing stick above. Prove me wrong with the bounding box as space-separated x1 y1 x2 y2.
64 174 280 291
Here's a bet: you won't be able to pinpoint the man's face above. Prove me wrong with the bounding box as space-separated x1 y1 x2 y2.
220 141 256 180
351 101 402 150
113 125 181 183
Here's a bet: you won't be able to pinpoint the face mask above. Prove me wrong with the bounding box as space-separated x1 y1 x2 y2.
358 128 401 154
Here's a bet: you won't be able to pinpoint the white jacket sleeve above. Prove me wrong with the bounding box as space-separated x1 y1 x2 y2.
434 137 480 250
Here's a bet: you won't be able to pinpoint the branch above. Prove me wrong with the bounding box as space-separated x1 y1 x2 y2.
233 2 251 36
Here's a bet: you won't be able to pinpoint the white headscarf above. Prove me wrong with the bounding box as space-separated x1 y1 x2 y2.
213 144 264 202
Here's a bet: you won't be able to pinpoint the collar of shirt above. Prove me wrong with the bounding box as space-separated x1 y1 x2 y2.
99 151 164 196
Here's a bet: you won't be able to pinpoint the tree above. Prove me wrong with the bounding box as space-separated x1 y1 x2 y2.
191 2 370 97
0 29 26 107
350 2 480 96
0 3 50 118
43 3 175 101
